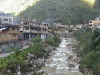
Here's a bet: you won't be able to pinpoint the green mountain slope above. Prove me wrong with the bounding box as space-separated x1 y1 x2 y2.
18 0 99 24
76 27 100 75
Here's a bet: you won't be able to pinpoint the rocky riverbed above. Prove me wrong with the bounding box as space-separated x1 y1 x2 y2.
36 37 84 75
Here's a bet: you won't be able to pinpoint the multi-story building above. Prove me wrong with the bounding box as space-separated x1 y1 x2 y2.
0 13 13 24
0 25 19 43
0 18 51 43
19 19 51 40
19 24 49 40
89 17 100 28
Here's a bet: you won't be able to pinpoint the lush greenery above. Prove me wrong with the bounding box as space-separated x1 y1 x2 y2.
18 0 99 24
67 28 73 32
44 33 60 46
0 34 60 74
31 36 42 44
93 0 100 12
76 26 100 75
0 43 45 74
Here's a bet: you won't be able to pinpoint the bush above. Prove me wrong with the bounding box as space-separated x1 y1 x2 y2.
45 33 60 46
67 28 73 32
31 36 42 44
76 26 92 40
7 59 26 72
76 27 100 75
0 33 60 74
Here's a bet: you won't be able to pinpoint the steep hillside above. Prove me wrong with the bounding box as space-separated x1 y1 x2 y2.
93 0 100 11
18 0 99 24
76 27 100 75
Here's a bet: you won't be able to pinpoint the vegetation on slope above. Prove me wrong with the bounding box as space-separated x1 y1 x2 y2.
93 0 100 11
76 27 100 75
44 33 60 46
18 0 99 24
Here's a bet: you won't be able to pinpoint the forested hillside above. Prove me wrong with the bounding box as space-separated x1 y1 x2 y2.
76 27 100 75
18 0 99 24
93 0 100 11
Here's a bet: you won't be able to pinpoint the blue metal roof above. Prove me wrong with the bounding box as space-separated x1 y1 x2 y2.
0 13 13 17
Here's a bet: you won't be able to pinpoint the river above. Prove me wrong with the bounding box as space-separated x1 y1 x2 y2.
40 37 83 75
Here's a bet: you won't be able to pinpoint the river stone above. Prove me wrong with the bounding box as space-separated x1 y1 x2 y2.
35 70 44 75
68 55 73 59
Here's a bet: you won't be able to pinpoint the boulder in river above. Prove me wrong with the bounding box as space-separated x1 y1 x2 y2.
35 70 44 75
68 55 73 59
68 63 75 68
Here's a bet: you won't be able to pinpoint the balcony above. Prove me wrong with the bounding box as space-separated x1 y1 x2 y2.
23 29 48 34
8 30 19 34
23 30 39 33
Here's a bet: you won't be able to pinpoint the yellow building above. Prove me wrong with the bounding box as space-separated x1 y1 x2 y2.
89 20 100 25
0 25 19 43
89 17 100 28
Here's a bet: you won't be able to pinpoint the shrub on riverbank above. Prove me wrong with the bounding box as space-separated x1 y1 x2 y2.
0 43 46 73
76 27 100 75
44 33 60 46
31 36 42 44
67 28 73 32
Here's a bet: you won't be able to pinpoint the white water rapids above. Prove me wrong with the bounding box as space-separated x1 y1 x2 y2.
41 38 83 75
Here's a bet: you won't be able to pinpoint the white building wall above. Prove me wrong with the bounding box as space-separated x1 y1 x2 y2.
97 25 100 28
0 16 13 24
41 34 47 39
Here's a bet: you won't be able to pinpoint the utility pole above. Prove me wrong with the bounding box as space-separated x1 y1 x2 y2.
29 18 32 45
9 35 10 48
29 26 31 43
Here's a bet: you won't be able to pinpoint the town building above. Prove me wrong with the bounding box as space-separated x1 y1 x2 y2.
0 12 13 25
0 25 19 43
89 17 100 28
76 24 82 29
19 24 49 40
19 19 51 40
0 18 52 43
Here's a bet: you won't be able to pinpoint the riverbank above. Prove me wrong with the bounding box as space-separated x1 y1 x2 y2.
75 27 100 75
0 33 60 75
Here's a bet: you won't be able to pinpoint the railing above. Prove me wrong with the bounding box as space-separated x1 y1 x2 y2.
23 30 48 34
8 30 19 34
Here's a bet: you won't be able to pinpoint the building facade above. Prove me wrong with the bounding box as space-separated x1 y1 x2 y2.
0 25 19 43
19 24 49 40
0 13 13 24
89 17 100 28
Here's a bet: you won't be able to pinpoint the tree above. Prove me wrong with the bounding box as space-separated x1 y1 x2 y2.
31 36 42 44
18 0 99 25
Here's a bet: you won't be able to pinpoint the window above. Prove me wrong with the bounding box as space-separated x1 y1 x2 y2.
25 27 29 30
12 28 15 30
43 29 46 31
17 28 19 30
3 19 8 21
90 21 92 23
13 34 17 37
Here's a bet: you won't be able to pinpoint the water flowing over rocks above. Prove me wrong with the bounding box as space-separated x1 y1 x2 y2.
38 37 83 75
25 46 55 75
